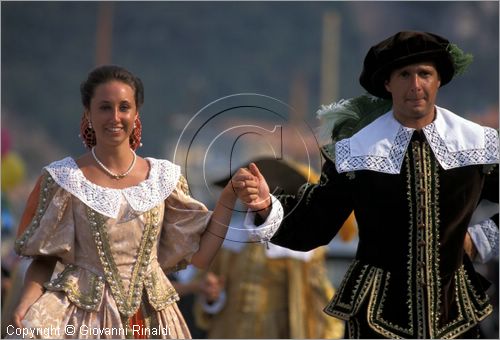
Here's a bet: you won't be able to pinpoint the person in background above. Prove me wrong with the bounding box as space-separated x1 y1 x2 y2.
167 265 207 338
193 158 354 339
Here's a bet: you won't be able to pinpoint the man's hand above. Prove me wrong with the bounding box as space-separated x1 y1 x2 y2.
464 232 477 259
228 163 271 217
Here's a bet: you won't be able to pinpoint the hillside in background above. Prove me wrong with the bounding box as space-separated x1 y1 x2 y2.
2 1 499 177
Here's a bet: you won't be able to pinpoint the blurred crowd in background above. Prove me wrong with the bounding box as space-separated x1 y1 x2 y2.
1 1 498 338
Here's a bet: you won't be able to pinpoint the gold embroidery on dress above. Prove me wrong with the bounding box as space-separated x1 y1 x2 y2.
87 206 160 318
178 174 191 196
145 270 180 311
15 173 58 254
163 259 189 274
44 264 105 311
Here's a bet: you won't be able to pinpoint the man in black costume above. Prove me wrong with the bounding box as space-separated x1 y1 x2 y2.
241 31 499 338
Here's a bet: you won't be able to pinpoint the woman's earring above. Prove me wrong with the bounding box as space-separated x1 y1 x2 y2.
130 117 142 150
80 115 96 149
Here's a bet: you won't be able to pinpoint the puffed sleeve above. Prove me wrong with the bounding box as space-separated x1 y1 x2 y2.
158 176 213 273
15 170 75 264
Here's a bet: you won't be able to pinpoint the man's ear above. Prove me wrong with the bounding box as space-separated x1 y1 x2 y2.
384 80 391 93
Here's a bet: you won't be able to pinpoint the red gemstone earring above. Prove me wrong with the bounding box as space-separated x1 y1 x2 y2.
130 116 142 150
80 115 96 149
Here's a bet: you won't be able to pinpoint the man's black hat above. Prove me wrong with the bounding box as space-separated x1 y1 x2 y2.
359 31 455 99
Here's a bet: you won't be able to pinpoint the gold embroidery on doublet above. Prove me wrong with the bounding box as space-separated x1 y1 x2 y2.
325 140 493 338
323 260 376 319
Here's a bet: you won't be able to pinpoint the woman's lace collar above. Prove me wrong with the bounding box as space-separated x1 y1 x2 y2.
335 106 499 174
44 157 181 218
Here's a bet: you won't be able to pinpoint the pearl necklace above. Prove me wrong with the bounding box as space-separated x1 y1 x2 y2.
91 147 137 180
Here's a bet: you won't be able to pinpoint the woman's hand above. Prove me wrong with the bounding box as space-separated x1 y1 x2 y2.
12 300 32 328
10 257 57 328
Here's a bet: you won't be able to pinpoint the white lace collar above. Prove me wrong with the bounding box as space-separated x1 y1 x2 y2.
335 106 499 174
44 157 181 218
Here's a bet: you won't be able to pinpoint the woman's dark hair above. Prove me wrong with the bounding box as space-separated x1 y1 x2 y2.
80 65 144 109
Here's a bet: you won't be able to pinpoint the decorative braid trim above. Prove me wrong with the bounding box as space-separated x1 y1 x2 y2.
15 173 60 255
44 264 105 312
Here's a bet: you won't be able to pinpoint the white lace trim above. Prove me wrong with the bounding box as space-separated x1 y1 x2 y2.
468 219 499 263
335 107 499 174
480 219 499 261
422 108 499 170
243 195 284 243
335 112 414 174
44 157 181 218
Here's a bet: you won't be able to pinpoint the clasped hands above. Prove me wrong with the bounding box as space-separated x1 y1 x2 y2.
225 162 271 217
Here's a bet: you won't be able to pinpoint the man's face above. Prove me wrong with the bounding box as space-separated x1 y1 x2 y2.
384 61 441 129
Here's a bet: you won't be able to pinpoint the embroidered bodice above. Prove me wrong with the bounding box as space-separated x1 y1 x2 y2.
15 157 212 319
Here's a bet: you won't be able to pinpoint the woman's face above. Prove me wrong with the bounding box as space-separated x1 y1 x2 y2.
87 80 138 148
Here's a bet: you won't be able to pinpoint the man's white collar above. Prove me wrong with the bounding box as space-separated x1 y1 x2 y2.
335 106 499 174
44 157 181 218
